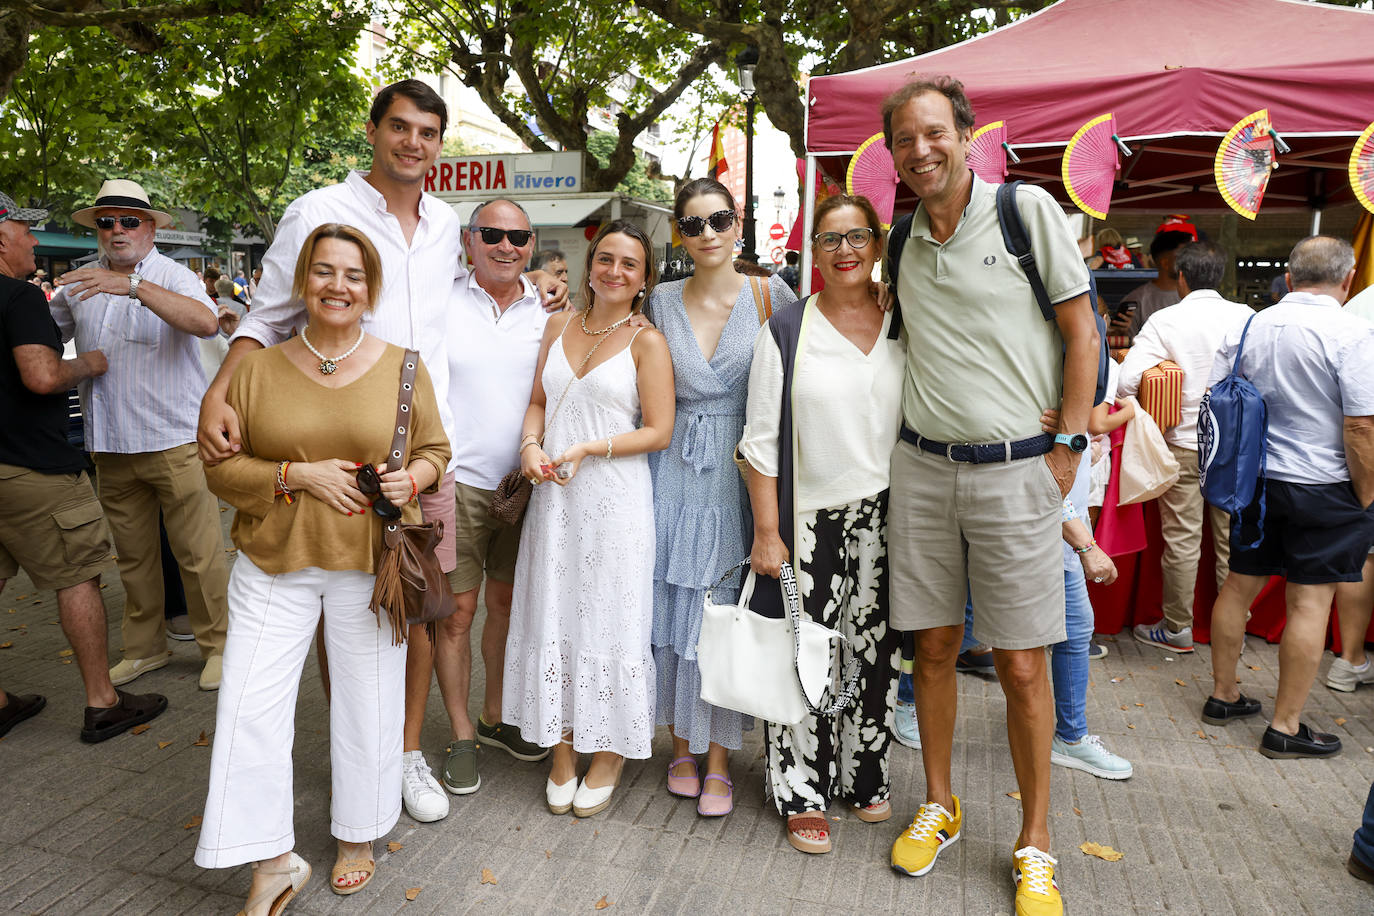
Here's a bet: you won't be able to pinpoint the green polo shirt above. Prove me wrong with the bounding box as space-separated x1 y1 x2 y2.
896 174 1090 443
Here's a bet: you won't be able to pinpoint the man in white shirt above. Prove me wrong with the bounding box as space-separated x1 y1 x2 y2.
50 179 228 692
1117 241 1252 653
1204 236 1374 760
412 198 555 801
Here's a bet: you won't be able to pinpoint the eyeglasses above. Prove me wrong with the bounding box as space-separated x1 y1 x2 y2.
94 216 146 230
676 209 736 237
812 228 874 252
355 463 402 520
473 226 534 247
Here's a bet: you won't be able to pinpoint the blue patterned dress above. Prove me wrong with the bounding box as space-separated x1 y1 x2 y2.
647 274 796 752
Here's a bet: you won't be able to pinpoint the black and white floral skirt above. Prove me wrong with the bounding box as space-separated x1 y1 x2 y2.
753 490 899 815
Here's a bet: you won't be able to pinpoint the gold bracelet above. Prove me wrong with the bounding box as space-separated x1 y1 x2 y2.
606 436 614 460
519 441 541 453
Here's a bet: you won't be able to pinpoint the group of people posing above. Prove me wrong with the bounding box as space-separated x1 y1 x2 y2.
9 70 1371 916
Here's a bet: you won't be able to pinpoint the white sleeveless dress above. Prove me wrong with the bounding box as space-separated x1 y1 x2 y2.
502 330 656 758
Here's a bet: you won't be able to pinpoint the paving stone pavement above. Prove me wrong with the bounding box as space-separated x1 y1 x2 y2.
2 510 1373 915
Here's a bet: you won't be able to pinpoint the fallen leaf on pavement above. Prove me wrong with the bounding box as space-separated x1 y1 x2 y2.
595 896 612 909
130 724 151 735
58 648 73 657
545 850 551 859
480 868 497 886
1127 724 1135 729
1134 703 1144 707
405 887 421 901
183 815 202 829
1073 807 1082 816
1110 677 1122 683
194 731 209 746
1247 665 1261 671
1335 717 1347 726
1080 841 1124 862
0 643 10 649
1007 791 1022 800
1195 731 1208 739
1119 705 1127 710
387 841 403 852
1174 679 1186 686
158 741 173 749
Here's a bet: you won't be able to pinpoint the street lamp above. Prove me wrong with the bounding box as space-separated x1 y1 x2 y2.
735 45 759 262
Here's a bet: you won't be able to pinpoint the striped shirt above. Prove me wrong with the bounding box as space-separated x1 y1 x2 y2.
49 247 216 454
230 171 464 449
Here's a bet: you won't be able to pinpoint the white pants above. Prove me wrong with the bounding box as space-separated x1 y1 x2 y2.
195 557 405 869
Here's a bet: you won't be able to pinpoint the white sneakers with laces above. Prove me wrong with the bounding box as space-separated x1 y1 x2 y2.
401 750 449 823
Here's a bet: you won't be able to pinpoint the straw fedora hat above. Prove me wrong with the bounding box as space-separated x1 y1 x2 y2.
71 179 174 230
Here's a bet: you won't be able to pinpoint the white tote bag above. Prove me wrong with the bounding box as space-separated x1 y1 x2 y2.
697 559 856 726
1117 395 1181 505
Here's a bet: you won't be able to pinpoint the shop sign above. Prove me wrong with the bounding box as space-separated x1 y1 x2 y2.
425 152 584 196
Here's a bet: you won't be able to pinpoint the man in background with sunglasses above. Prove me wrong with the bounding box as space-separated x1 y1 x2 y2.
50 179 230 694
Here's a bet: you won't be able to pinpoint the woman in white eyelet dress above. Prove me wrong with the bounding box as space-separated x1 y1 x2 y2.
503 220 676 815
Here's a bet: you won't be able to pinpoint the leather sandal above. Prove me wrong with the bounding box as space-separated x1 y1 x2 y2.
236 852 310 916
854 799 891 823
786 812 831 854
330 848 375 896
697 774 733 817
80 690 168 743
666 755 700 798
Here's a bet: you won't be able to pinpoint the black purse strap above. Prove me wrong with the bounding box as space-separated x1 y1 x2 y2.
386 349 420 472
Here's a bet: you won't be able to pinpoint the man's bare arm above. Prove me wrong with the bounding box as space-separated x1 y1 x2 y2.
1344 415 1374 508
197 337 264 463
12 345 107 395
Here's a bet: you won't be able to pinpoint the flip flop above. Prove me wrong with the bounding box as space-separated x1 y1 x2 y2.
697 774 733 817
787 812 831 854
666 755 700 798
330 855 375 896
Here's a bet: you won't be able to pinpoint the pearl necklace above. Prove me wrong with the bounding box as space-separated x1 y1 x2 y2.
580 308 632 337
300 325 365 375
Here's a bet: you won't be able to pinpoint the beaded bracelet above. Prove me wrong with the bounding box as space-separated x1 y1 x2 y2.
276 461 295 505
407 472 418 503
1073 540 1096 555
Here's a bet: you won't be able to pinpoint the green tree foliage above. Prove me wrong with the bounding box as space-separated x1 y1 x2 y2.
586 131 671 202
381 0 731 193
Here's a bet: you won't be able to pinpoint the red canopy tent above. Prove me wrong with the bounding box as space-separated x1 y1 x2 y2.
800 0 1374 256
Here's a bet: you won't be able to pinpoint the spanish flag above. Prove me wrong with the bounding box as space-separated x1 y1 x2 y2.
708 119 729 180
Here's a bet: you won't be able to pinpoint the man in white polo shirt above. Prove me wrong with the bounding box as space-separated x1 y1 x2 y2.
410 198 553 801
1117 241 1253 653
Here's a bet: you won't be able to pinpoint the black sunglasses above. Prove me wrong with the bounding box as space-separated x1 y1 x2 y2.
355 463 402 520
94 216 146 230
813 228 874 252
473 226 534 247
676 209 736 237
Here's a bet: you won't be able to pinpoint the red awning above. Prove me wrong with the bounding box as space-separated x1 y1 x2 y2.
804 0 1374 213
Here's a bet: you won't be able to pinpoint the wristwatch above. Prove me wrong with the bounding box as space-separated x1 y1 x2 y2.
128 273 143 301
1054 432 1089 453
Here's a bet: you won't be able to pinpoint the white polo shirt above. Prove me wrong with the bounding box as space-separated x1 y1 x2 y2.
1208 291 1374 484
446 272 551 488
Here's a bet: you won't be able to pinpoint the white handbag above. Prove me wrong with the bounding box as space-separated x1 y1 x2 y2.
696 559 859 726
1117 394 1182 505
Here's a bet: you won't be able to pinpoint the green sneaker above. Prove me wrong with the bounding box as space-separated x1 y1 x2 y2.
441 739 481 795
477 717 551 761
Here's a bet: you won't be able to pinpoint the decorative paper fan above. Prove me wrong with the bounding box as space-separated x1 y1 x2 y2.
1215 110 1280 220
967 121 1009 184
845 132 898 227
1062 114 1123 220
1350 120 1374 215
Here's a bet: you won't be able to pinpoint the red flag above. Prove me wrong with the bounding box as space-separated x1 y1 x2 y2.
708 119 729 180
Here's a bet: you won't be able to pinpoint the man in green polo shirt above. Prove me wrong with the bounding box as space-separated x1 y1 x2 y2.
883 76 1099 916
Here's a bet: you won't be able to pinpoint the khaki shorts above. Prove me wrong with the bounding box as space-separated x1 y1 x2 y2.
418 471 458 574
446 479 524 594
0 463 112 591
887 440 1066 650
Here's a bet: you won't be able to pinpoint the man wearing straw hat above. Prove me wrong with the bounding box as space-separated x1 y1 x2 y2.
50 179 229 692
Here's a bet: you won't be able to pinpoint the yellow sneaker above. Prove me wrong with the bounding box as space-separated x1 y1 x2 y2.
1012 845 1063 916
890 795 961 877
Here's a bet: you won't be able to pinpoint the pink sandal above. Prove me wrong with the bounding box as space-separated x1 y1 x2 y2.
666 756 700 798
697 774 733 817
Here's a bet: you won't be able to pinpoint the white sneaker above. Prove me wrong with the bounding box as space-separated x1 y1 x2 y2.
402 750 449 823
893 700 921 750
1050 734 1133 780
1327 657 1374 693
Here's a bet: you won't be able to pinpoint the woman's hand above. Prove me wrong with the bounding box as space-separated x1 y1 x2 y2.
1080 546 1118 585
1113 397 1136 420
549 441 591 486
750 530 789 579
520 443 553 484
372 462 415 507
286 459 369 515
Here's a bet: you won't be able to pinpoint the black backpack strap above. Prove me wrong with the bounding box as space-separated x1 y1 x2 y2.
885 213 913 340
996 181 1056 322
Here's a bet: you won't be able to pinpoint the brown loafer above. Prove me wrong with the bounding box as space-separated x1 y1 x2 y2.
0 692 46 738
80 689 168 743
